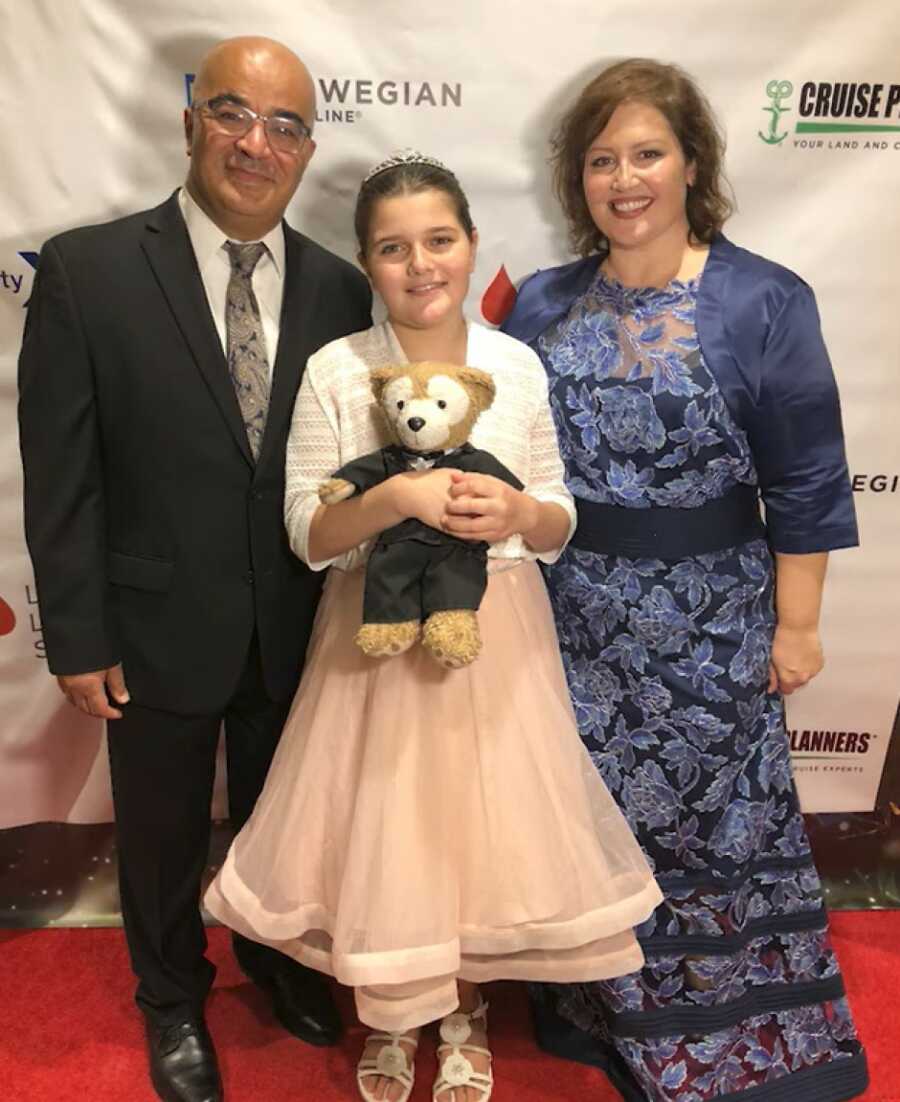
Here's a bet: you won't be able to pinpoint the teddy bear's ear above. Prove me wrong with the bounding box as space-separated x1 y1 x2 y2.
369 365 401 402
456 367 496 414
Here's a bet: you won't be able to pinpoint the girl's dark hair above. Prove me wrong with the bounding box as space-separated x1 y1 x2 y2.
354 161 475 253
551 58 735 258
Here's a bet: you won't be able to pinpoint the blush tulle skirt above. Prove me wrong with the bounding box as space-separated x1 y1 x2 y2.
205 561 661 1031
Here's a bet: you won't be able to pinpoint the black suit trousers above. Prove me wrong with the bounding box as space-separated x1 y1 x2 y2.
107 633 294 1026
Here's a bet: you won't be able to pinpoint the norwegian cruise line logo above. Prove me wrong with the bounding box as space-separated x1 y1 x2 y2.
184 73 462 125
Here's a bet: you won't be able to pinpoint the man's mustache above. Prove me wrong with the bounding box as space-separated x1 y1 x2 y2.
227 154 276 181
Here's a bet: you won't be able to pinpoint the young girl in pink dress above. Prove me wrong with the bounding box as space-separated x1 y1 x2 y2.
206 151 661 1102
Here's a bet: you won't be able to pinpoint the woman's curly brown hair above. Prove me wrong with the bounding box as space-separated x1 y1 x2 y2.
551 58 735 258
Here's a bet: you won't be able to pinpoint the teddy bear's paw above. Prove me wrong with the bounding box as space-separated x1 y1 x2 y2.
318 478 356 505
422 610 481 669
356 621 421 658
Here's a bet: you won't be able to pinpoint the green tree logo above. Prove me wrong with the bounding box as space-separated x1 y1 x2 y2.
759 80 793 145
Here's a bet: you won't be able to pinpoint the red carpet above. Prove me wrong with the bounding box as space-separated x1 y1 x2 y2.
0 912 898 1101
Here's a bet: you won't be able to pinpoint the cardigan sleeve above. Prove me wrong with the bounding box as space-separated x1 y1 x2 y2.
331 450 392 495
751 282 858 554
516 365 577 563
477 333 577 568
284 349 375 573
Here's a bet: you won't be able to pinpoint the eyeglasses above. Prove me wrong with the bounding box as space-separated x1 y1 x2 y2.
193 97 312 155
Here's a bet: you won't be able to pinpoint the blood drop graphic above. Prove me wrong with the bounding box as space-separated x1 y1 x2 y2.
480 265 517 326
0 597 16 636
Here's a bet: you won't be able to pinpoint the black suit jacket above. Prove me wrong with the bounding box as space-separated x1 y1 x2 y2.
18 192 372 714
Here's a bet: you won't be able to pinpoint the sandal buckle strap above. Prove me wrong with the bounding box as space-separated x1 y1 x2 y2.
358 1029 418 1102
434 999 493 1101
375 1042 410 1077
439 1012 473 1045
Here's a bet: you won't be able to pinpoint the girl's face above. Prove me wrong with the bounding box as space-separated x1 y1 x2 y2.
582 100 695 255
361 188 477 331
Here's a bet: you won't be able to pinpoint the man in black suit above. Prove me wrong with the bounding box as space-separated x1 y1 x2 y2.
18 36 371 1102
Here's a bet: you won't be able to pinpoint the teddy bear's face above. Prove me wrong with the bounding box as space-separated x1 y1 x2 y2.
381 373 470 451
372 362 495 453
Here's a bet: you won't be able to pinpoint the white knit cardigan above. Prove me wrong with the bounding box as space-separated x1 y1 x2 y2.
284 320 576 573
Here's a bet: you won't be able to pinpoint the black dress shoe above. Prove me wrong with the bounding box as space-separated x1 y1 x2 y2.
145 1018 223 1102
255 969 342 1046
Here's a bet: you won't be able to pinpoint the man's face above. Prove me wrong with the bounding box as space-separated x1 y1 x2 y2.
184 44 316 238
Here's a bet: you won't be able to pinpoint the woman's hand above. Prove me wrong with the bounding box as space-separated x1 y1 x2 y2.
390 468 457 530
768 551 829 695
768 624 824 695
442 471 538 543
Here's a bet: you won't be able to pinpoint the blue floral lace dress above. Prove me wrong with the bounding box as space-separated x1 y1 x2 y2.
533 271 867 1102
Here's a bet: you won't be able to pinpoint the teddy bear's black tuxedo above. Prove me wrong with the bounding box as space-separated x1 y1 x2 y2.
333 442 523 623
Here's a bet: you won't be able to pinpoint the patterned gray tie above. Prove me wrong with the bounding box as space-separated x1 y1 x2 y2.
225 240 271 460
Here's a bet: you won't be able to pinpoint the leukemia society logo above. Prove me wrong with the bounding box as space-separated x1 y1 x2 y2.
0 596 16 636
480 266 517 327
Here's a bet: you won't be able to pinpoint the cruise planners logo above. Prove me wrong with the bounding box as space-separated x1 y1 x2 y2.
790 727 872 780
759 80 792 145
759 77 900 151
790 728 871 755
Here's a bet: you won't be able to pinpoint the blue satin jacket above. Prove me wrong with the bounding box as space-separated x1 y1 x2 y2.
501 235 858 555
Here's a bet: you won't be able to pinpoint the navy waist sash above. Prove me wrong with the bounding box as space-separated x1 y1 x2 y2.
570 482 765 559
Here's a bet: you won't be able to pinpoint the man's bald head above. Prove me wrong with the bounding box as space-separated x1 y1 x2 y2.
192 37 316 124
184 36 317 241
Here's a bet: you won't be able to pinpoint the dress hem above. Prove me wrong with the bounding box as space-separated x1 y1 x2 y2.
205 872 661 988
534 998 868 1102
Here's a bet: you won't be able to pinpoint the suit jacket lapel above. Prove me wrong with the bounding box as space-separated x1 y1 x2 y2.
141 193 254 468
256 224 323 471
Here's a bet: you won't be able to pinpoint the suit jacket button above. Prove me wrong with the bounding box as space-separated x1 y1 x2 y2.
244 570 255 585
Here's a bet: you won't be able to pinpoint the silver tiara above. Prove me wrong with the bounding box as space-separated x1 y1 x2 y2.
361 148 454 186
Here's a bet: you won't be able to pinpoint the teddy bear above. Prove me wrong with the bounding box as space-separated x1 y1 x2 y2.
318 361 523 668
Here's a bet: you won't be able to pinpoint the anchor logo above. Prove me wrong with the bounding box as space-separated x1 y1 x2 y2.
759 80 793 145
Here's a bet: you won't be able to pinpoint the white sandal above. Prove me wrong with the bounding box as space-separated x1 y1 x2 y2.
433 998 493 1102
357 1029 418 1102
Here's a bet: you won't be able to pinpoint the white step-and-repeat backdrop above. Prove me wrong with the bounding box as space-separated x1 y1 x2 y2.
2 0 899 832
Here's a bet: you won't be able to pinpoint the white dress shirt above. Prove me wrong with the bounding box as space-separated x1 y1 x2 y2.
178 186 285 378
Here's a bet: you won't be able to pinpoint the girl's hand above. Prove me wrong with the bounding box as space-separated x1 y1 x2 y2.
442 471 538 543
768 624 824 695
389 468 456 530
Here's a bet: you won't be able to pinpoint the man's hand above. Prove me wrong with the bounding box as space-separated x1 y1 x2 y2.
57 664 130 720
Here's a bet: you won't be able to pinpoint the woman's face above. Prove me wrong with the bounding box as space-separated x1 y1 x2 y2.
582 101 695 255
361 188 477 331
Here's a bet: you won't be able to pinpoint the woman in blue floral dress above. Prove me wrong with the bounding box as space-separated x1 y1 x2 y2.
503 59 868 1102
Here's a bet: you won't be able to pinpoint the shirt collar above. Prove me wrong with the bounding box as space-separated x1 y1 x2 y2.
178 186 285 276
